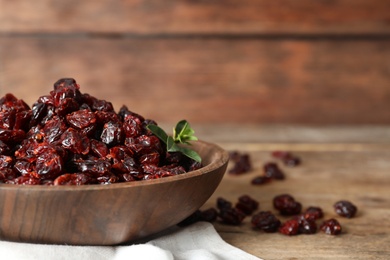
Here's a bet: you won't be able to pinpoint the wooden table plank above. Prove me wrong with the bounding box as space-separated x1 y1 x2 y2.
201 143 390 259
1 37 390 125
0 0 389 35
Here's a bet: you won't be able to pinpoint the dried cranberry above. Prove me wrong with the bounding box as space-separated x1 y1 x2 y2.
334 200 357 218
251 211 281 233
123 115 142 138
279 219 300 236
235 195 259 215
6 175 41 185
139 152 160 166
273 194 302 216
0 140 10 155
298 217 317 234
61 128 90 155
264 162 285 180
74 158 111 177
272 151 301 167
219 208 246 225
51 78 82 107
320 219 342 235
118 105 145 123
66 109 96 129
97 173 119 184
100 122 124 146
303 206 324 221
42 116 67 144
33 148 64 180
0 169 18 183
200 208 218 222
13 160 34 176
0 129 26 144
53 173 93 185
187 160 202 171
251 175 272 185
0 155 14 170
90 139 109 158
228 151 252 174
217 197 232 211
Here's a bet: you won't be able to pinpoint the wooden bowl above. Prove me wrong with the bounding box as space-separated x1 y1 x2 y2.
0 141 228 245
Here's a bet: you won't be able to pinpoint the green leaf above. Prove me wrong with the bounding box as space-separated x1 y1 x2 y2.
174 120 188 141
146 124 169 145
167 136 180 152
177 146 202 163
147 121 202 163
173 119 198 144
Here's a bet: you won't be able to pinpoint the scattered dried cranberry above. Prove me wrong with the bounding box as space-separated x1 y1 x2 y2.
320 219 342 235
272 151 301 167
200 208 218 222
251 211 281 233
235 195 259 215
302 206 324 221
264 162 285 180
297 218 317 234
334 200 357 218
251 175 272 185
217 197 232 211
228 151 252 174
273 194 302 216
219 208 246 225
279 219 300 236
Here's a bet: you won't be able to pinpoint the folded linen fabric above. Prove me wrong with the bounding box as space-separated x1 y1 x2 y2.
0 222 262 260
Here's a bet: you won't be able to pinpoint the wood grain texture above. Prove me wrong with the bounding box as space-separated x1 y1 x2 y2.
0 141 229 245
0 37 389 125
203 139 390 259
0 0 389 34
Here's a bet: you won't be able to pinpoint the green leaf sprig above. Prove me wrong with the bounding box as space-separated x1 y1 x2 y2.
146 120 201 163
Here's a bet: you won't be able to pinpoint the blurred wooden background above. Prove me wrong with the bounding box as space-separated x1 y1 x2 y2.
0 0 390 125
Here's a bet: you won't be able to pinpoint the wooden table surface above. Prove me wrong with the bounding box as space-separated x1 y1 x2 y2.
195 125 390 260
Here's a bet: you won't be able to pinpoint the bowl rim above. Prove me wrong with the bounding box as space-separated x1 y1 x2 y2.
0 140 229 191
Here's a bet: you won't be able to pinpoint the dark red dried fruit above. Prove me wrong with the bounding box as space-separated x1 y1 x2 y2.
273 194 302 216
251 211 281 233
217 197 232 211
264 162 285 180
303 206 324 221
320 219 342 235
251 175 272 185
200 208 218 222
33 147 64 180
272 151 301 167
219 208 246 225
100 122 124 146
298 218 317 234
279 219 300 236
61 128 90 155
0 78 201 185
235 195 259 215
228 151 252 174
74 158 111 177
334 200 357 218
53 173 93 185
66 109 96 129
6 175 41 185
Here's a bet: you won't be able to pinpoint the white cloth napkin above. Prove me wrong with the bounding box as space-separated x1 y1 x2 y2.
0 222 262 260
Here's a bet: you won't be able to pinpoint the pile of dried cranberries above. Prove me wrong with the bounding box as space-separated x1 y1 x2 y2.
0 78 201 185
